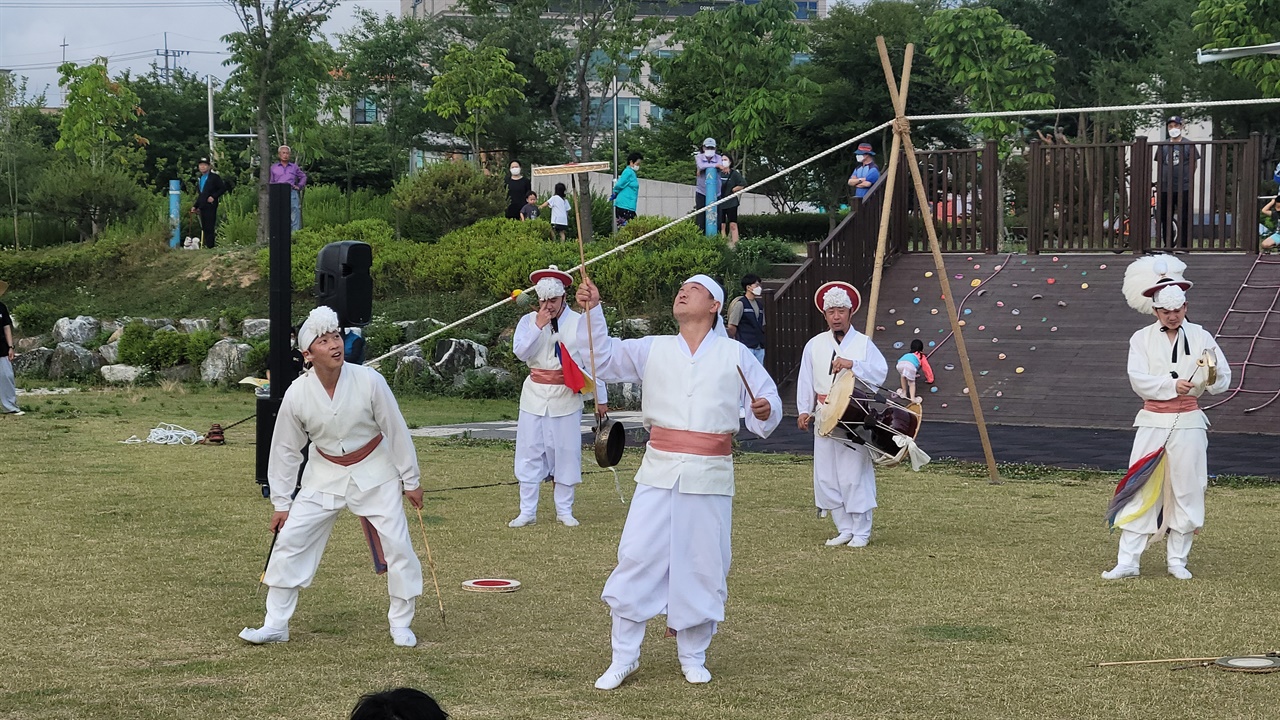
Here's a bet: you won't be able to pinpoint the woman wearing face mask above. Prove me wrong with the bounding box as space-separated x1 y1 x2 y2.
1156 117 1198 252
847 143 880 200
505 161 533 220
726 273 767 364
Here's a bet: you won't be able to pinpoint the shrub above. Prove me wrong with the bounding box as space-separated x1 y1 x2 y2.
29 163 150 241
10 302 63 335
587 216 727 313
257 218 425 292
146 331 190 370
244 339 270 377
721 234 801 283
391 161 507 241
737 212 837 245
413 218 579 298
453 369 520 400
117 322 155 366
184 329 220 366
361 319 406 362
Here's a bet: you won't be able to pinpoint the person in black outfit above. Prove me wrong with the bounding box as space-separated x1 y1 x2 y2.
190 157 227 249
505 160 532 220
1156 117 1199 251
726 273 767 366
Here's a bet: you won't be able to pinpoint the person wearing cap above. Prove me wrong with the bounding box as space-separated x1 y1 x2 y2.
269 145 308 231
1156 117 1199 251
190 157 227 249
573 273 781 690
239 305 425 647
847 143 881 200
796 281 888 547
509 266 608 528
694 138 723 216
1103 257 1231 581
0 279 22 416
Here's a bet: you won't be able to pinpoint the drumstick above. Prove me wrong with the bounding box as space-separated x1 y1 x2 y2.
736 366 757 403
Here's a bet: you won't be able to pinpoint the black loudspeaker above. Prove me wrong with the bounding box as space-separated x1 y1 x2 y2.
316 241 373 327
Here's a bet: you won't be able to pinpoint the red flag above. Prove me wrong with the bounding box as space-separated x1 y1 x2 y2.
556 342 593 394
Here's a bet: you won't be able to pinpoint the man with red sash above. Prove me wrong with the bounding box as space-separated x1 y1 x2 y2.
239 306 424 647
1104 258 1230 581
796 281 888 548
509 265 607 528
573 273 781 689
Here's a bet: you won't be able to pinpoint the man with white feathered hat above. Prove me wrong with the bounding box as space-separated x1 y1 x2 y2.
509 265 608 528
239 305 425 647
796 281 889 548
1102 256 1231 581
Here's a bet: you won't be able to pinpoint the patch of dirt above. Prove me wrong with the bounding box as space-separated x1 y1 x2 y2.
186 253 261 289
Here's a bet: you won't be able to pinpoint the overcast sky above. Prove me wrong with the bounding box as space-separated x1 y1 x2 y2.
0 0 403 105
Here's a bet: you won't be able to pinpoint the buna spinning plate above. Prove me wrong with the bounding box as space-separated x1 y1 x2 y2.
462 578 522 593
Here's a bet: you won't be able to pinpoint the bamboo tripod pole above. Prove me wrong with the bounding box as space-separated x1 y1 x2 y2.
877 39 1001 484
863 38 911 342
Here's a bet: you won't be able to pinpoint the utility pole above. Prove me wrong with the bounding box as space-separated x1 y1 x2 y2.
59 37 68 105
155 33 190 84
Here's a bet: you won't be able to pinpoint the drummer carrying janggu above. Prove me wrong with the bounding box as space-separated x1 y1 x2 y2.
796 281 888 548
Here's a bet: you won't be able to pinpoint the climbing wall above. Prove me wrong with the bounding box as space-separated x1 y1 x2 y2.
1202 254 1280 425
867 253 1268 433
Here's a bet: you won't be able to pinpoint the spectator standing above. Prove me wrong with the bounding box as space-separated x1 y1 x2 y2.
0 279 21 416
190 157 227 249
520 192 540 221
269 145 308 232
717 156 746 247
541 182 572 240
1157 116 1199 252
694 138 723 215
847 143 880 200
726 274 766 365
505 161 532 220
612 152 642 230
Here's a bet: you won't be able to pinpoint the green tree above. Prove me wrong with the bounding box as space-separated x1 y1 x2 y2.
391 160 507 240
425 43 528 161
306 123 400 192
1194 0 1280 96
0 73 59 249
223 0 339 244
127 66 210 192
29 163 147 241
56 58 144 170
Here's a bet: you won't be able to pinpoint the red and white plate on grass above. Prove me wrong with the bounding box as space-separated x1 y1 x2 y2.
462 578 522 593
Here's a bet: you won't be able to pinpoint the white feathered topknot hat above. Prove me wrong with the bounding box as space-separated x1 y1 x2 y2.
298 305 341 352
1123 256 1192 315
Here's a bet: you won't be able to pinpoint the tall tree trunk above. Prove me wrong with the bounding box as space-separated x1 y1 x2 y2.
576 171 594 241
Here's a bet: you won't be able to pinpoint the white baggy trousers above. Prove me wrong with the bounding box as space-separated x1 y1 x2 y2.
514 409 582 518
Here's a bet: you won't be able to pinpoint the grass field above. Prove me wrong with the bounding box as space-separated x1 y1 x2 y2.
2 389 1280 719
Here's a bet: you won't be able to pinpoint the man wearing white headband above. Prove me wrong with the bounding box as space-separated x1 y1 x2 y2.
1104 257 1231 581
509 266 607 528
573 273 781 689
240 305 425 647
796 281 888 547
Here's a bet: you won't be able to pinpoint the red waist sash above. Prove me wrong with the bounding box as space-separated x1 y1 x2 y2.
316 433 384 466
816 394 827 405
529 368 565 385
1144 396 1199 414
648 426 733 457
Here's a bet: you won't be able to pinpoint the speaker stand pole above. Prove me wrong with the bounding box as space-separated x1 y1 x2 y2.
256 182 295 497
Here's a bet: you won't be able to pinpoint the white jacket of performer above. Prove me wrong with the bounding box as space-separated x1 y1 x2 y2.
796 328 888 513
1117 320 1230 533
267 363 422 510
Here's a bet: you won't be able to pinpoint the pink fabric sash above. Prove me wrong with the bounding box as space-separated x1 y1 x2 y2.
648 426 733 457
816 394 828 405
529 368 565 385
1144 396 1199 414
316 433 383 466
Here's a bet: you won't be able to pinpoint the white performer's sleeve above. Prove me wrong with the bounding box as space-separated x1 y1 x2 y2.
1128 332 1177 400
853 336 889 389
512 312 541 362
739 343 782 439
561 312 609 406
371 371 422 491
1205 334 1232 395
576 304 653 384
797 338 816 416
266 392 308 512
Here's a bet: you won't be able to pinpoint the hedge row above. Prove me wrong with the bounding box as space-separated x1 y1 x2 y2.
737 212 839 245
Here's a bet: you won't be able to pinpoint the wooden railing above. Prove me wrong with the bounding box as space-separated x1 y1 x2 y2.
898 142 1000 254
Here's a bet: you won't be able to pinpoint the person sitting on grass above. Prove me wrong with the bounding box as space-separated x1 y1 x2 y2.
521 192 540 221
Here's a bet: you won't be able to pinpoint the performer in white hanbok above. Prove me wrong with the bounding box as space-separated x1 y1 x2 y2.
573 273 781 690
509 265 607 528
796 281 888 547
239 306 424 647
1103 257 1231 581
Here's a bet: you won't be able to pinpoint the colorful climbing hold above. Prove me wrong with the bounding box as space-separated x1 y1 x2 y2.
996 391 1003 397
1011 309 1020 315
941 403 949 408
1057 300 1067 307
913 327 921 334
1081 271 1088 276
1015 324 1022 330
980 370 989 376
1047 278 1056 285
963 388 970 394
955 274 964 280
963 308 972 315
1032 293 1043 300
1030 346 1037 351
930 387 938 393
970 278 981 287
925 271 934 277
928 341 936 347
958 320 967 326
998 353 1006 360
996 301 1005 307
1050 326 1058 332
978 325 986 330
930 308 939 315
1052 256 1059 262
977 289 987 297
1015 367 1025 374
974 264 981 270
944 363 955 371
992 338 999 343
1012 283 1019 288
913 286 919 292
1099 264 1107 269
896 319 905 325
893 341 904 349
889 308 896 314
1081 283 1089 289
994 265 1003 271
913 297 921 304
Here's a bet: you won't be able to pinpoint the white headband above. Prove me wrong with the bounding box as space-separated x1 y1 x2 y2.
298 305 340 353
683 274 728 338
823 287 853 310
1151 285 1187 310
534 277 566 300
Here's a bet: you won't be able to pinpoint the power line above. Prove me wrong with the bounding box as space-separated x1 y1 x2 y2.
0 32 161 60
0 2 226 7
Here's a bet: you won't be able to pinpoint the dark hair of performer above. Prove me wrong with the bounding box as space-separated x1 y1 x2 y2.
349 688 449 720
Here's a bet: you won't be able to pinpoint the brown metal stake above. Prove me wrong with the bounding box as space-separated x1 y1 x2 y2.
877 38 1001 484
864 37 912 341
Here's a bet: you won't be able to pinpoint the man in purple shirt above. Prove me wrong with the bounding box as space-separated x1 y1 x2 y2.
270 145 308 231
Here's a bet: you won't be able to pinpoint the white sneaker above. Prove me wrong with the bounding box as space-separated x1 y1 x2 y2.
818 509 829 519
508 515 536 528
1168 566 1193 580
594 661 640 690
847 536 870 548
238 626 289 644
390 627 417 647
7 410 23 416
557 514 580 527
824 533 854 546
1101 565 1140 580
682 665 712 684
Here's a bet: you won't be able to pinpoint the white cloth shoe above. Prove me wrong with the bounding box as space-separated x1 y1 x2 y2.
1168 566 1193 580
1101 564 1140 580
847 537 870 548
557 514 580 527
825 532 854 546
682 665 712 684
508 515 536 528
390 627 417 647
594 661 640 690
239 626 289 644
